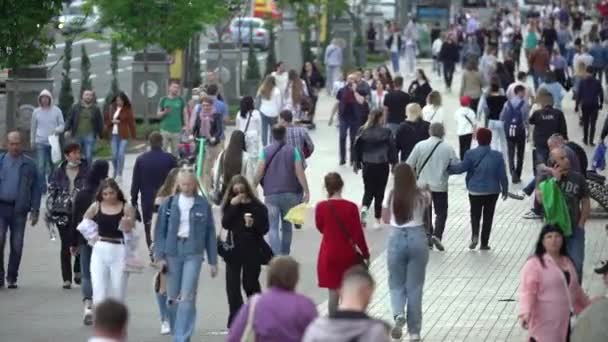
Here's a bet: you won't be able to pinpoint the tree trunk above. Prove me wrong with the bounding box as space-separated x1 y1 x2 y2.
143 47 149 124
237 15 243 97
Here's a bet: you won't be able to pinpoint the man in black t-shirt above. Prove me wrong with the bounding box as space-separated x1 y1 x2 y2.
337 74 366 165
383 76 411 136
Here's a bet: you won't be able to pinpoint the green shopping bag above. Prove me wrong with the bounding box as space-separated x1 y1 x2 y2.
539 178 572 237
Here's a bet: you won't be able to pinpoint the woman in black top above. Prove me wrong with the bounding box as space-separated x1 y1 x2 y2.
221 175 269 327
408 69 432 108
70 159 109 325
300 61 325 123
481 82 508 154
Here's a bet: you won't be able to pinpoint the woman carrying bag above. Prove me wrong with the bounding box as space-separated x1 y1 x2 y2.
220 175 271 328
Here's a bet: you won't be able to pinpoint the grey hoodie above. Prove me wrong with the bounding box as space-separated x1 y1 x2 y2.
31 89 64 145
302 314 391 342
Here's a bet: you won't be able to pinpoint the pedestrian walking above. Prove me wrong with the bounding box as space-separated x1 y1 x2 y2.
254 125 310 255
461 36 481 69
336 74 366 165
367 22 377 53
213 131 248 202
47 142 88 289
235 96 262 182
105 92 136 183
500 85 530 183
300 61 324 123
479 47 498 87
403 18 418 77
448 128 508 250
31 89 64 193
383 163 430 341
227 256 318 342
130 132 177 250
370 80 387 110
89 299 129 342
529 42 551 89
153 168 218 342
431 33 443 79
421 91 444 125
353 109 397 229
65 89 104 164
550 48 569 89
189 96 224 194
519 225 590 342
408 69 432 108
507 72 536 104
529 89 568 167
271 61 289 96
439 35 459 91
0 131 42 289
406 123 457 251
303 266 390 342
257 75 283 146
454 96 477 160
383 76 411 136
539 70 566 112
589 39 607 84
512 26 524 71
324 39 344 94
283 70 309 121
395 103 430 162
157 80 188 156
70 159 109 325
575 66 604 145
480 82 508 152
537 147 591 282
386 24 403 73
314 173 370 315
279 109 314 164
82 179 136 304
221 175 268 327
460 59 483 113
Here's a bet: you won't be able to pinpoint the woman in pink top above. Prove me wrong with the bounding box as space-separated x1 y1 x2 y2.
519 225 590 342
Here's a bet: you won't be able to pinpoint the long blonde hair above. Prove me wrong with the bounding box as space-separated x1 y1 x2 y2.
361 109 384 130
288 70 303 105
258 75 276 99
156 168 180 199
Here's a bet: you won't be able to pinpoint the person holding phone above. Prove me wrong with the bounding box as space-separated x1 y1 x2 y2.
220 175 269 327
157 80 188 156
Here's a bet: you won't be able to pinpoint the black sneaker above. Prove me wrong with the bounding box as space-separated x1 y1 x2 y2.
74 273 81 285
431 236 445 251
391 315 406 340
469 236 479 250
480 245 491 251
507 191 525 200
294 224 302 230
7 282 17 289
594 260 608 274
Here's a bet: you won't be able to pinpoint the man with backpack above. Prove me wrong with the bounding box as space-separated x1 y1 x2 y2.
500 85 530 184
157 80 188 156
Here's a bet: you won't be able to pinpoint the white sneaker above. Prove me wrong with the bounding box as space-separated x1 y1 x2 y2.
83 301 93 326
115 176 122 183
160 320 171 335
410 333 421 341
360 206 369 228
373 219 382 230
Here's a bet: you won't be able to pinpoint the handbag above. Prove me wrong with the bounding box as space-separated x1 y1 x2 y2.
241 294 260 342
327 201 368 268
217 227 236 263
257 237 274 265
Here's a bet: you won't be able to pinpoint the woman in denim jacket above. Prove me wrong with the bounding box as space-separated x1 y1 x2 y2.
153 168 218 342
448 128 508 250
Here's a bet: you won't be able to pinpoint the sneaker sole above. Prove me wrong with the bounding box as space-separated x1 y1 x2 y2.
83 314 93 326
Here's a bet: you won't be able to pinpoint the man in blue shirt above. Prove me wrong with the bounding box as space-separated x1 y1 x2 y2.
0 131 42 288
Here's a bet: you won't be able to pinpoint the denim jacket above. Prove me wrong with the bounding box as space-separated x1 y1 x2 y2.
0 153 42 215
448 146 508 196
153 194 218 264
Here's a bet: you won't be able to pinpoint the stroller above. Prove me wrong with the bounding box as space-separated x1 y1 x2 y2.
178 131 196 166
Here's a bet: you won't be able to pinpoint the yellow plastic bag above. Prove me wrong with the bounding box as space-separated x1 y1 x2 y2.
284 203 309 226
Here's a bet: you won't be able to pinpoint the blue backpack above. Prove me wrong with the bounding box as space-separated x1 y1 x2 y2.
504 100 526 138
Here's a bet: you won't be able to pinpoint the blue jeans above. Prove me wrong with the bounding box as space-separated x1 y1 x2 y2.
265 192 302 255
156 292 169 322
567 227 585 284
390 51 400 72
35 143 54 192
387 226 429 335
386 123 400 138
166 249 204 342
111 135 128 177
339 115 361 163
78 134 96 165
260 114 278 147
532 71 544 90
79 244 93 301
0 212 27 284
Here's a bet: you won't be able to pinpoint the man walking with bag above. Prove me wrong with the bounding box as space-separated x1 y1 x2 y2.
500 85 530 184
406 123 458 251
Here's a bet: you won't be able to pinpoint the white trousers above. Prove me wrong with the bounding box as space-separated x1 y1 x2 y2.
91 241 128 305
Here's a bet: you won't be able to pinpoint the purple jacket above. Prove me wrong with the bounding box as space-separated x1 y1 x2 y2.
227 287 318 342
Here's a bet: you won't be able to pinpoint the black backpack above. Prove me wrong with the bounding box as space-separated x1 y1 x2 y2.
504 101 526 138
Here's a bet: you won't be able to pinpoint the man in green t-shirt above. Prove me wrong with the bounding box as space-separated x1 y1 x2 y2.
65 89 103 164
157 80 187 156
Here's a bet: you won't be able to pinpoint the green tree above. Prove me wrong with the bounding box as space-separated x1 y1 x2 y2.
264 19 277 76
91 0 229 121
0 0 63 70
103 38 121 115
58 40 75 116
245 30 261 81
79 45 93 96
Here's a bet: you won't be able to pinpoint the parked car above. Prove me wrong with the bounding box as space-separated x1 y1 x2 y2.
57 1 101 34
229 17 269 50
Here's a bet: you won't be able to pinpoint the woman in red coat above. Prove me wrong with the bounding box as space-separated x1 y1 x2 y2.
315 172 370 315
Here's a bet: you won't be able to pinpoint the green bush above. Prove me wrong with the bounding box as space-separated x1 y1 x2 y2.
245 25 261 81
58 39 74 116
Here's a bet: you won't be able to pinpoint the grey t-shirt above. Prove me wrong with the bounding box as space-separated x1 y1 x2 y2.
557 171 588 230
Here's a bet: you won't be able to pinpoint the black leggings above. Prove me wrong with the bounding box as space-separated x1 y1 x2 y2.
458 134 473 160
469 194 499 247
361 162 390 219
57 220 81 282
225 260 261 328
581 105 599 144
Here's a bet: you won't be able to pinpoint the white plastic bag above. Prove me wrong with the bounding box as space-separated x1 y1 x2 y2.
49 135 62 164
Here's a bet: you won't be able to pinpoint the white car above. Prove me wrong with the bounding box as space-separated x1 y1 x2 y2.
230 17 270 50
57 1 101 33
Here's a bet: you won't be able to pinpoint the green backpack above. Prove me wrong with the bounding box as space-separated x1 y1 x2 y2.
539 178 572 237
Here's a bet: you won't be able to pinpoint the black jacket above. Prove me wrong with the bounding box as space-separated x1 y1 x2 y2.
193 112 224 146
575 76 604 111
408 80 432 108
70 184 96 247
221 200 269 264
385 34 403 51
529 106 568 149
395 119 430 162
353 126 397 168
439 42 460 63
130 148 177 212
65 103 104 138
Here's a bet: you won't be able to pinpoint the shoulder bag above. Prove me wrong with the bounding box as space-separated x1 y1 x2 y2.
327 201 368 268
260 144 285 187
416 141 442 179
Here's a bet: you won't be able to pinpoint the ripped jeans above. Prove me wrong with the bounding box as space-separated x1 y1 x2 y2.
166 250 204 342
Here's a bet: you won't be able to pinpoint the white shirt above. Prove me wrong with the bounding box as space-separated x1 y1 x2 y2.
258 87 282 118
454 107 477 136
271 71 289 95
383 190 429 228
422 104 444 124
111 107 121 135
506 81 535 102
235 109 262 156
573 53 593 69
370 90 387 110
390 34 399 52
432 39 442 56
177 195 195 238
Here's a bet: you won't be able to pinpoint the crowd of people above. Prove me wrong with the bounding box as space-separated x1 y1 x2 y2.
4 2 608 342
